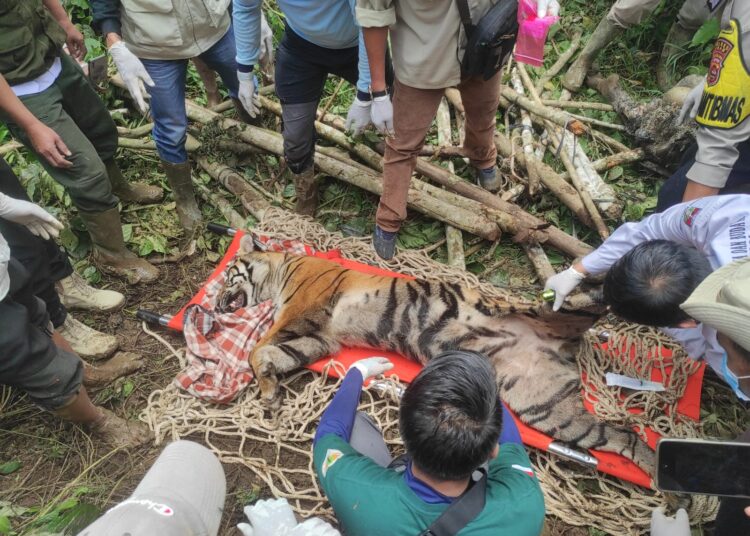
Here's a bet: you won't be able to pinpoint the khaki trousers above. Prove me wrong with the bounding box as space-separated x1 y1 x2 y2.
377 73 501 232
607 0 716 30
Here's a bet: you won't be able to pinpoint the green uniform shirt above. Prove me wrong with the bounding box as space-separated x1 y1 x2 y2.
314 435 545 535
0 0 66 85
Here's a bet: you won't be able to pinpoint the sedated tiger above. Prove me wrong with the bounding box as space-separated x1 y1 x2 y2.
217 235 656 476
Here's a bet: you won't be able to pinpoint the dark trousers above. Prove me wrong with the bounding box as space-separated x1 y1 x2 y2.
0 159 71 327
656 140 750 211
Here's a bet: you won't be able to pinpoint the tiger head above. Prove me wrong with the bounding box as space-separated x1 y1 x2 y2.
217 235 274 313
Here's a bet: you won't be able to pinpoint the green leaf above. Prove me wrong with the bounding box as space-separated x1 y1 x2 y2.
0 515 10 534
691 19 720 47
607 166 623 180
122 224 133 242
0 461 21 475
59 227 79 252
138 238 154 256
121 381 134 398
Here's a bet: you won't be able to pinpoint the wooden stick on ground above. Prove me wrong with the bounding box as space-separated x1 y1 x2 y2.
436 97 465 269
541 100 614 112
523 242 556 282
534 31 582 94
193 180 247 229
509 67 542 195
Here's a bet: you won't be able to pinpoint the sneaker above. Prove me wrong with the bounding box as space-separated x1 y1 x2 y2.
56 272 125 312
475 166 501 192
373 226 397 260
57 315 119 361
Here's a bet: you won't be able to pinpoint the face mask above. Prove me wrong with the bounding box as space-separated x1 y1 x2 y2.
721 352 750 402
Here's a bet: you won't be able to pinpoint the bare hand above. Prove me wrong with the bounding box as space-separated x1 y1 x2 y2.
682 180 719 203
27 123 73 168
64 23 87 62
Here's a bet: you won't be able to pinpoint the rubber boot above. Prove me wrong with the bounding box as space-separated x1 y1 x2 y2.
56 272 125 312
162 160 201 232
57 314 119 361
656 22 695 91
293 167 318 216
563 18 622 92
79 208 160 284
105 159 163 204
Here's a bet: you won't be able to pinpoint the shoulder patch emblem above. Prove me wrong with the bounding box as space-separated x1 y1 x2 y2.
322 449 344 477
511 464 535 477
707 37 733 86
683 206 702 227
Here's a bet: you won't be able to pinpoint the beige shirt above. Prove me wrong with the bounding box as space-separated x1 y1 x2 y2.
120 0 231 60
356 0 498 89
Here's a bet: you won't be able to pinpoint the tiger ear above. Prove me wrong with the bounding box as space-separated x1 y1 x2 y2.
238 234 256 255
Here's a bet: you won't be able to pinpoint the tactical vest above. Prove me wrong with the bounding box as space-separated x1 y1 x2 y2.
696 19 750 130
0 0 66 85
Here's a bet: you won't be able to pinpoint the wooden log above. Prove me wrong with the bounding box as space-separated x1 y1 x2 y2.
560 148 645 180
494 132 594 228
193 180 247 229
196 157 271 220
509 68 542 195
499 86 588 136
541 100 614 112
117 123 154 138
437 97 465 269
523 242 556 282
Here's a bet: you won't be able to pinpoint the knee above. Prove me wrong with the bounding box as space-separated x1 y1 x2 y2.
152 121 188 164
67 159 118 212
282 121 315 173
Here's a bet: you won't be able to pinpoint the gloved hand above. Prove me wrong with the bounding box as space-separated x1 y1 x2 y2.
350 356 394 380
0 193 63 241
536 0 560 17
371 93 394 137
650 508 691 536
677 80 705 124
238 71 261 118
345 98 372 136
288 517 341 536
109 41 154 115
543 265 586 311
259 13 275 72
236 498 298 536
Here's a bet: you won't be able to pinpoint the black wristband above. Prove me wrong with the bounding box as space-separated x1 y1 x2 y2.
371 89 388 98
356 89 372 102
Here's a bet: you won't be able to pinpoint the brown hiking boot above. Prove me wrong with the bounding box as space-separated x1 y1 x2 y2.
57 315 119 361
162 160 202 232
656 22 695 91
563 18 622 92
83 352 144 389
89 408 152 449
293 167 318 216
79 208 160 284
105 159 163 204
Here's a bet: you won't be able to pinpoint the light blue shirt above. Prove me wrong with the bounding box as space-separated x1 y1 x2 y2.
233 0 371 93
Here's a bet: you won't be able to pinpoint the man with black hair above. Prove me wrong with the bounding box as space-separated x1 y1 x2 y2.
544 194 750 395
313 352 544 535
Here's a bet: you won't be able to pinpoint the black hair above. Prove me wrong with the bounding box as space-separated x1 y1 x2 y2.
603 240 712 327
399 350 502 481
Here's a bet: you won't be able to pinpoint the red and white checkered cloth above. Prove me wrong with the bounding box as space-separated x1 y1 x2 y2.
174 237 310 404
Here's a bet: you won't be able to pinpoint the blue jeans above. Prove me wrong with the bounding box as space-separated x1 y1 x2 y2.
141 27 241 164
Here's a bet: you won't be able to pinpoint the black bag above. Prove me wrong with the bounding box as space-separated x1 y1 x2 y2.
458 0 519 80
388 456 488 536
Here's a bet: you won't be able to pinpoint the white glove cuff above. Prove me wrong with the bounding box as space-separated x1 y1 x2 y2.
349 364 368 378
567 266 586 280
237 70 255 82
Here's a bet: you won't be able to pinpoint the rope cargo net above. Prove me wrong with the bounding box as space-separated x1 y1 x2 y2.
142 208 723 535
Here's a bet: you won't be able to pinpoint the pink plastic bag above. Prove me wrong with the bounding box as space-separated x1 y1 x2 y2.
515 0 559 67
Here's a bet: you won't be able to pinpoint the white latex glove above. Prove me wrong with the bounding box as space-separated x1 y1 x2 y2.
350 356 394 380
677 80 705 124
345 98 372 136
238 71 261 118
259 13 274 72
236 498 298 536
543 266 586 311
109 41 154 115
289 518 341 536
0 193 63 241
371 94 394 137
650 508 691 536
537 0 560 17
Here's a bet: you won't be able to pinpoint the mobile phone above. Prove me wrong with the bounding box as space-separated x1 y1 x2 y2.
656 438 750 498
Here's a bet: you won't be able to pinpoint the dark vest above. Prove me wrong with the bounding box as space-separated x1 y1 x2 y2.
0 0 66 85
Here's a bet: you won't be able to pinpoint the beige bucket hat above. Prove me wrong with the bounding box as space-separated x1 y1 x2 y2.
681 258 750 352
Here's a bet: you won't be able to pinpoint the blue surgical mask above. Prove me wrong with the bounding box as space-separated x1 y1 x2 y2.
721 352 750 402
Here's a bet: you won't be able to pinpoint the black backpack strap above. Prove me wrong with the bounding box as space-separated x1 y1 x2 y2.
455 0 475 38
418 468 488 536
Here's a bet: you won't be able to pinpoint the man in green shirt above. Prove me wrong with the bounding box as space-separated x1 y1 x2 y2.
313 351 545 535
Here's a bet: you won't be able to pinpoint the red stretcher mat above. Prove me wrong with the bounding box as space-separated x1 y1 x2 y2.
167 231 705 489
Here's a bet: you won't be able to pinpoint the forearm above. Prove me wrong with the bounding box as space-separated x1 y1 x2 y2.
314 368 364 445
233 0 263 69
356 30 373 94
42 0 74 30
0 75 44 133
361 27 388 92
